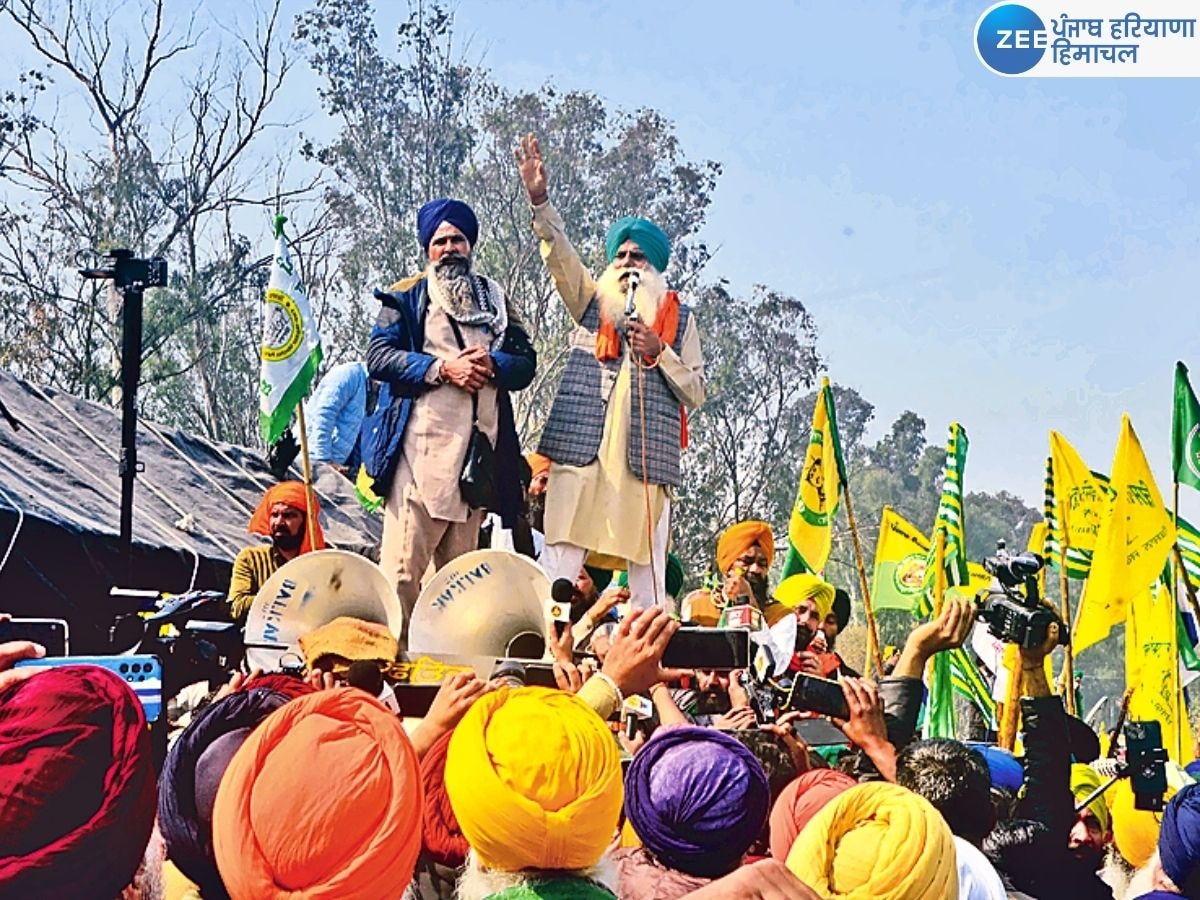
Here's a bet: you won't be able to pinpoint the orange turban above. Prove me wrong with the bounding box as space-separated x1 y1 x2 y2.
769 769 856 861
716 521 775 574
526 453 551 480
444 686 622 872
212 687 421 899
247 481 325 555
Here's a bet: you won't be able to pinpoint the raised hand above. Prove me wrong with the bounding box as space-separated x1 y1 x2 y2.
513 132 549 205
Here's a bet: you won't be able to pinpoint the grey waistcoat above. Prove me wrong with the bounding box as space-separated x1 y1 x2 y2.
538 297 691 487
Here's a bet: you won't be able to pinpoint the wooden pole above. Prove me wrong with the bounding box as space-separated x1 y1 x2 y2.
1059 544 1077 716
841 484 884 678
295 405 318 551
998 643 1022 751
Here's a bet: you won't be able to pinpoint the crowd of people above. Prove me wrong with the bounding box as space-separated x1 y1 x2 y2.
3 132 1200 899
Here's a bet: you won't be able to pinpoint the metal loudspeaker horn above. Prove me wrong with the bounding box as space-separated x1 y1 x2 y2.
243 549 402 672
408 549 552 660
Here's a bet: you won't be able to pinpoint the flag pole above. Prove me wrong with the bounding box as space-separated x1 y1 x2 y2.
841 484 884 677
924 529 949 692
998 643 1022 751
1059 541 1077 716
295 404 318 552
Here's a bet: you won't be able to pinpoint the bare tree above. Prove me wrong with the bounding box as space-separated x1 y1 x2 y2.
0 0 316 444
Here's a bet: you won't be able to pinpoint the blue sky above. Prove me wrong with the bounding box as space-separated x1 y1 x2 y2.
10 0 1198 512
424 0 1197 510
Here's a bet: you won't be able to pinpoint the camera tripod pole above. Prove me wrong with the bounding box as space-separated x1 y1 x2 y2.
117 278 145 585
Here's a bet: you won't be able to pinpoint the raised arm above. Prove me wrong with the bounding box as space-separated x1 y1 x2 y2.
515 133 595 323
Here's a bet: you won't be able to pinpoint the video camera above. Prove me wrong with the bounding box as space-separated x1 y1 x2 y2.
80 248 168 290
976 540 1065 649
1081 720 1168 813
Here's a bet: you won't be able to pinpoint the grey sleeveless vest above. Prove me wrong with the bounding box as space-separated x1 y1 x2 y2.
538 297 691 487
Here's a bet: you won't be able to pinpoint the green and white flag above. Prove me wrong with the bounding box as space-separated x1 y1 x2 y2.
259 215 322 445
1173 361 1200 492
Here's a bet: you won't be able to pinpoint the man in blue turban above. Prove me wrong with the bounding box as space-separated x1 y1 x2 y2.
363 197 537 641
514 133 705 612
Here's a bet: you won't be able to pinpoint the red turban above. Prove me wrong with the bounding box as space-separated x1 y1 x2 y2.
213 687 422 899
768 769 856 861
0 666 155 896
247 481 325 554
421 730 470 869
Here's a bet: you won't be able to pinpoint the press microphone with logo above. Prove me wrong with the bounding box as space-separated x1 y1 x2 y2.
548 577 576 640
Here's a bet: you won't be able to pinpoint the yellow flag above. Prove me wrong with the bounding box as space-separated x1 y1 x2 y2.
1049 430 1107 555
1074 415 1177 653
1126 582 1192 764
870 506 929 611
784 377 846 576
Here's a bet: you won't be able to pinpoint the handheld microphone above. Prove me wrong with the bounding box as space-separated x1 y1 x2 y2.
624 269 641 322
548 578 576 639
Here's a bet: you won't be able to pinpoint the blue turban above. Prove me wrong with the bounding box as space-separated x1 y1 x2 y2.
417 198 479 252
1160 782 1200 894
605 216 670 273
965 743 1024 792
624 725 770 878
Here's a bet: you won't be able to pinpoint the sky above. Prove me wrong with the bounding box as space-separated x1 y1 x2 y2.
8 0 1199 513
427 0 1197 512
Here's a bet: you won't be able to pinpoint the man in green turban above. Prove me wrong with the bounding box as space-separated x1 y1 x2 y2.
515 133 706 613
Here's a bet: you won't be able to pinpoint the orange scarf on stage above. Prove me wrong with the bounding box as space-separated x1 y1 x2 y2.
595 290 689 448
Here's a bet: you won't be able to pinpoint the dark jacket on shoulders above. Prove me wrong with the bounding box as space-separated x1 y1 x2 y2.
362 274 536 529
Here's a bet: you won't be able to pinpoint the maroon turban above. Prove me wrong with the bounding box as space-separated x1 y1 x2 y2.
0 665 155 896
421 730 470 868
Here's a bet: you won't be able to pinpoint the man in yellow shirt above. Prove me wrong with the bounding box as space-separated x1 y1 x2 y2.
227 482 324 622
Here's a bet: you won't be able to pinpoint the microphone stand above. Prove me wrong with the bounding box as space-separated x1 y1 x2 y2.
625 270 661 608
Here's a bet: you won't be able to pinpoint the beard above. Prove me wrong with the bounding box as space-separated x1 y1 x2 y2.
455 851 616 900
273 528 303 552
595 264 666 326
430 252 478 317
694 687 732 716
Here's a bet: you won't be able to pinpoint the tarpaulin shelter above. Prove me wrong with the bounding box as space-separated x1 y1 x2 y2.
0 370 382 651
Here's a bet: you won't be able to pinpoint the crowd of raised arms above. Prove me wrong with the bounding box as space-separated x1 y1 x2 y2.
1 132 1198 900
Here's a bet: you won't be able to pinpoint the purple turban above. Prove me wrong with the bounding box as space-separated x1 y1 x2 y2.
417 198 479 252
1160 782 1200 895
157 682 313 896
624 725 770 878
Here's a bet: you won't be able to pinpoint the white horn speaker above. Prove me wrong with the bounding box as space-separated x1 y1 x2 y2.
243 549 402 672
408 548 552 660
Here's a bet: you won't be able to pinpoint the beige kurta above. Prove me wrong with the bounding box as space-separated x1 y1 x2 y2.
400 302 499 523
532 200 705 566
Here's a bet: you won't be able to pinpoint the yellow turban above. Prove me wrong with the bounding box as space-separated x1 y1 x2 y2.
1070 763 1111 835
774 573 837 621
785 782 959 900
1111 776 1177 868
444 686 622 872
715 521 775 574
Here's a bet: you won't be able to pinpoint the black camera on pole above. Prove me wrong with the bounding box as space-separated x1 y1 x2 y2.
80 248 168 289
975 540 1065 649
79 249 168 583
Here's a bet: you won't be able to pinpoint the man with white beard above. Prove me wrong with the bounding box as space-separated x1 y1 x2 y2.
514 134 705 610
